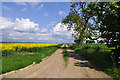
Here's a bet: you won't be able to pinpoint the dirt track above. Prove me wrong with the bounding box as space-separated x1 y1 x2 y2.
1 44 113 79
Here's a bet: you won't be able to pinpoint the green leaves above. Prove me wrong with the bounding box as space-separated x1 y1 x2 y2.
62 2 99 48
91 2 120 66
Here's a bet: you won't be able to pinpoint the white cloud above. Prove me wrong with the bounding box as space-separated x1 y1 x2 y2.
14 18 39 32
36 33 49 36
21 8 27 11
38 38 42 40
8 32 31 36
5 0 42 2
1 17 74 42
0 17 14 29
41 28 47 33
2 6 11 11
29 37 34 39
8 32 24 36
51 22 73 40
16 2 27 6
0 17 39 32
52 23 68 34
38 36 54 41
58 10 65 16
10 37 22 40
28 2 40 7
0 17 40 41
16 2 39 7
47 21 56 27
38 4 43 9
34 27 39 31
38 37 49 40
43 13 48 16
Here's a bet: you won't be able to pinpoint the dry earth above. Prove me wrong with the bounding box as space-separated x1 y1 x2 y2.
1 44 113 79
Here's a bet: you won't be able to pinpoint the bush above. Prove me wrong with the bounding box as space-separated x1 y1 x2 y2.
94 46 101 52
83 46 91 50
86 40 95 44
99 40 105 44
2 50 13 56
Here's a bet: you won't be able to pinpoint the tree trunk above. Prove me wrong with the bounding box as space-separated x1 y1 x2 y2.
80 38 83 49
79 32 84 49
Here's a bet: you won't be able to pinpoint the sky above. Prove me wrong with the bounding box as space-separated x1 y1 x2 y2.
1 2 74 43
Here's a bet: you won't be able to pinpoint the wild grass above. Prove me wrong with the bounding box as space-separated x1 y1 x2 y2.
68 43 120 80
63 45 68 62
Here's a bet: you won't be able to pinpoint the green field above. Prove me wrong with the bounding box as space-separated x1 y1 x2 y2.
2 44 62 74
68 43 120 80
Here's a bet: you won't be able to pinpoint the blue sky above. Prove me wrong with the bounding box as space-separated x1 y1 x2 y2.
1 2 74 43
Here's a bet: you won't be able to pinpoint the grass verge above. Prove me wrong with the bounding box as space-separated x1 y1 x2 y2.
63 45 68 62
68 43 120 80
2 44 62 74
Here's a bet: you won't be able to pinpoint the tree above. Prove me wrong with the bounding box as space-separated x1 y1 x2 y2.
99 40 105 44
86 40 95 44
62 2 120 65
74 38 81 46
62 2 98 48
88 2 120 65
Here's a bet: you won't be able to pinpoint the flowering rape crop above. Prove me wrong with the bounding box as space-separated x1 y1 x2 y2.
1 43 61 56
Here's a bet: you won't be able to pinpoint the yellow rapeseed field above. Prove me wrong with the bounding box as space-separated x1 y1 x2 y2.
1 43 61 56
1 43 60 51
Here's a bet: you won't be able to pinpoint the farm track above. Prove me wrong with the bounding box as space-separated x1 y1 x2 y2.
1 44 113 79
